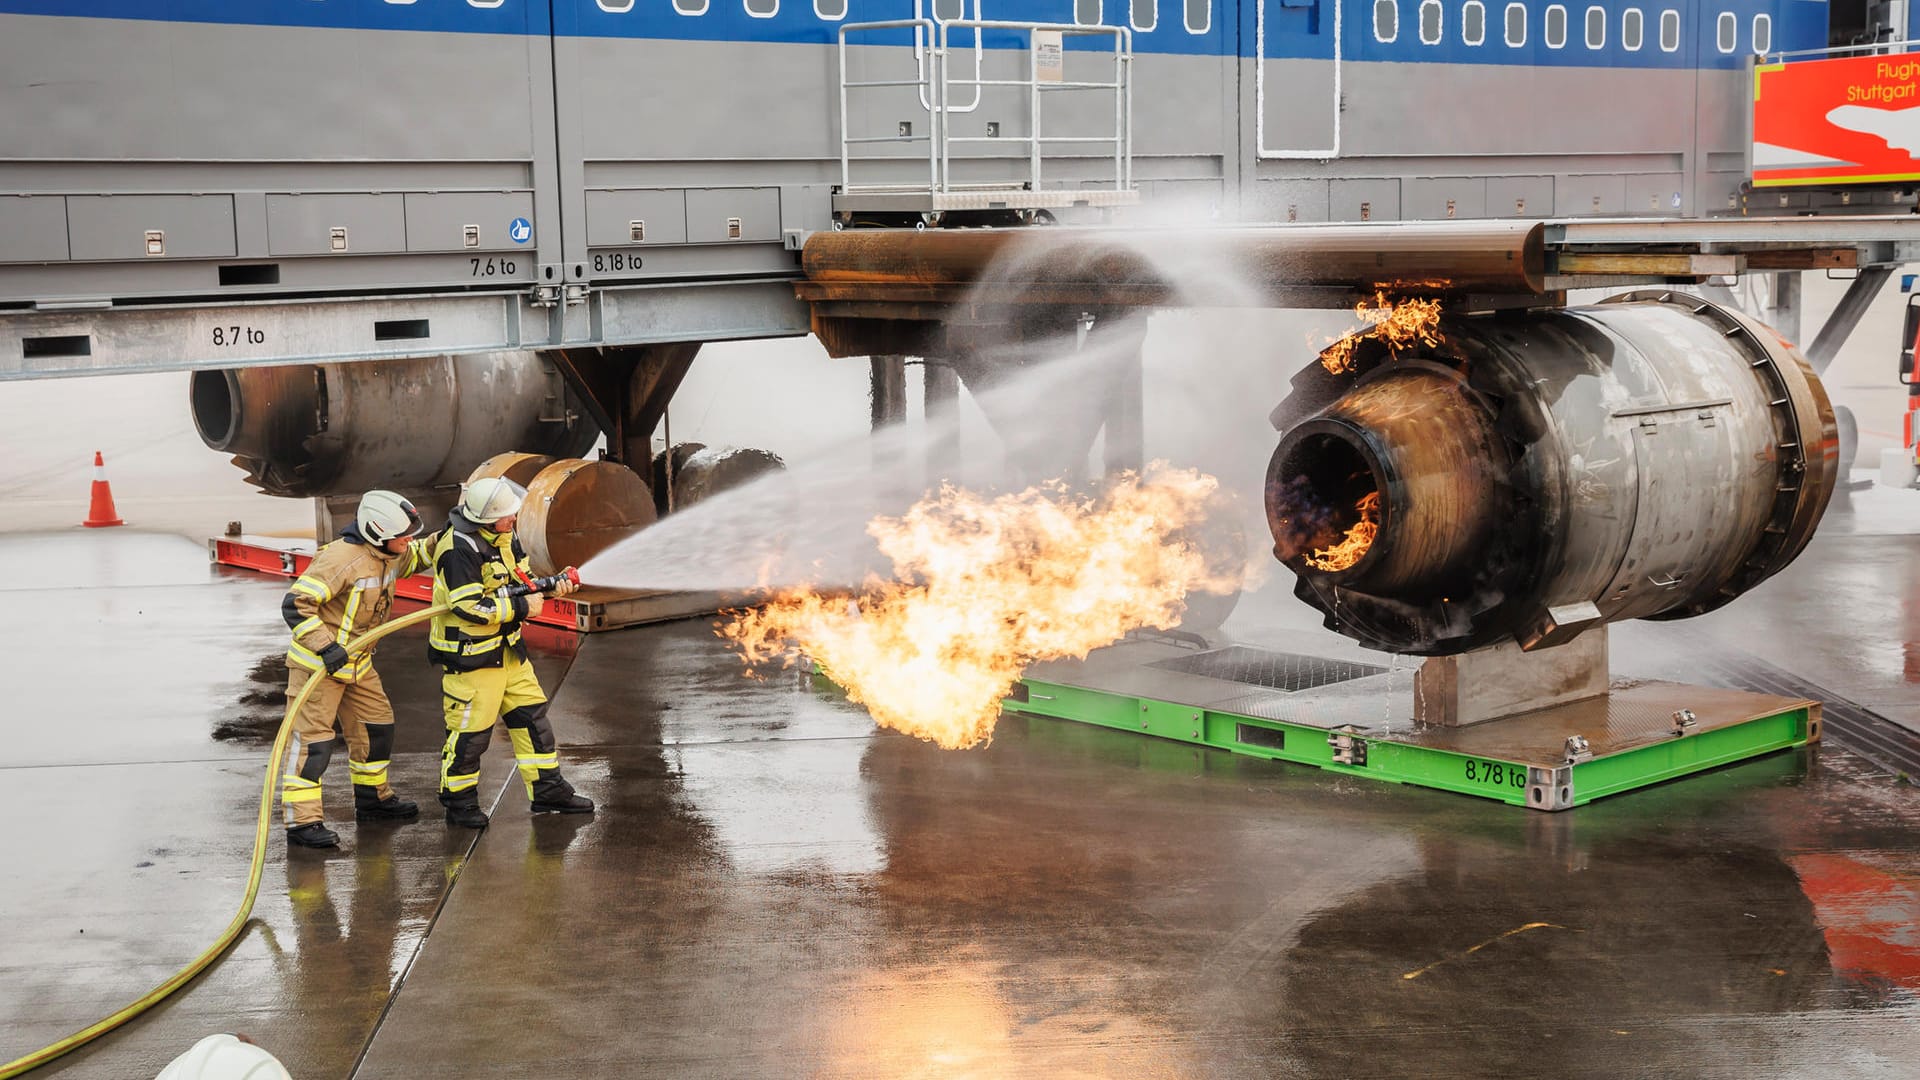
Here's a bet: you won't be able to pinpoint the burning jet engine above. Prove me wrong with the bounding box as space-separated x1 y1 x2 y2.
1265 291 1836 656
190 351 598 497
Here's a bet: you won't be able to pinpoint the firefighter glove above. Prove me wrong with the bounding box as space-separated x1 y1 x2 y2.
320 643 351 674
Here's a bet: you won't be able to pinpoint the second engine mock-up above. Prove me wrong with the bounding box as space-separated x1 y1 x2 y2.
190 351 598 499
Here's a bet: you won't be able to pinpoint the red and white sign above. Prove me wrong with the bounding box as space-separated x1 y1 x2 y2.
1753 53 1920 187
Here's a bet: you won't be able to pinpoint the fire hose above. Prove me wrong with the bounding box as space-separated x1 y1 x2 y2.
0 568 578 1078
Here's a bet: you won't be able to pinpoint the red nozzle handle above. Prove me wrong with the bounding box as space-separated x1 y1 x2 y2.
506 567 581 598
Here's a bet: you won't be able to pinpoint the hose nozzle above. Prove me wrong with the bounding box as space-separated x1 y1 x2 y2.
505 567 580 598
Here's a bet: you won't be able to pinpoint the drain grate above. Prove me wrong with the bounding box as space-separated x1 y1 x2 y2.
1691 652 1920 780
1150 645 1388 693
1629 625 1920 780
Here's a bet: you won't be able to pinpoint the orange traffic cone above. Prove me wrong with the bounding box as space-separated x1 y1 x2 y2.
83 450 125 528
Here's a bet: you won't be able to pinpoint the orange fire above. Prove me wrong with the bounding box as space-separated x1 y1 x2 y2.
1320 290 1446 374
1303 491 1380 572
719 465 1241 750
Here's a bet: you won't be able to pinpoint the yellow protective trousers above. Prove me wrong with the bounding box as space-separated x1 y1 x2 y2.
280 665 399 827
438 649 564 803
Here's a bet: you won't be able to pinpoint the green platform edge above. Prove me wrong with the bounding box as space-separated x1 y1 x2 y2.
1004 677 1816 810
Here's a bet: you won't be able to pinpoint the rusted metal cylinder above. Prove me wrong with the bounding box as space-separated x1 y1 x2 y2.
649 442 704 517
1266 292 1837 655
802 222 1548 296
514 458 657 577
649 442 788 516
190 352 597 497
467 451 558 492
670 446 787 512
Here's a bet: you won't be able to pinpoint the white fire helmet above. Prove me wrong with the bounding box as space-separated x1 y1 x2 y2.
153 1034 293 1080
356 489 422 545
460 476 526 525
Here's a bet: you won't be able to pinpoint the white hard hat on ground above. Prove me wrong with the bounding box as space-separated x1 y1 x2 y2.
153 1034 293 1080
356 489 422 545
460 476 526 524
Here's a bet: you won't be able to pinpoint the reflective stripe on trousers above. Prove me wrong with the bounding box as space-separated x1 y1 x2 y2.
438 650 559 800
282 665 399 826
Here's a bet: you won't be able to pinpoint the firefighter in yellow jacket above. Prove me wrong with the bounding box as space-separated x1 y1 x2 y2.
430 476 593 828
281 490 435 849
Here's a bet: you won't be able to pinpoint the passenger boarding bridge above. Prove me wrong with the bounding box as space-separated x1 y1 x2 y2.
1 4 1919 392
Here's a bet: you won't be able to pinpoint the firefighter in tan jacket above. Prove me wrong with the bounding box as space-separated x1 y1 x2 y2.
280 490 435 849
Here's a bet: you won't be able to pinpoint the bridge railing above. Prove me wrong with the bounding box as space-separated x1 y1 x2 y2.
937 19 1132 197
837 17 1133 202
839 19 944 198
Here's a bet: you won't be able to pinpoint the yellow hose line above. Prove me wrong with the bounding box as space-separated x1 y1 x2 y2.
0 604 450 1079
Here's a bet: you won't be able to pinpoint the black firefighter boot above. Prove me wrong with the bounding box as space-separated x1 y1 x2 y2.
529 777 595 815
439 791 490 830
287 822 340 849
355 787 420 822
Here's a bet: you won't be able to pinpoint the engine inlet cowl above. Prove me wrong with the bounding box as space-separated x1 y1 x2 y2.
1265 291 1837 656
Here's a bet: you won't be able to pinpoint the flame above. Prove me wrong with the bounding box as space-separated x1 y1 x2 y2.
1303 491 1380 571
719 464 1241 750
1320 290 1446 375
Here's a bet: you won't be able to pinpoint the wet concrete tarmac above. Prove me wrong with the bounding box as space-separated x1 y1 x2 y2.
3 505 1920 1078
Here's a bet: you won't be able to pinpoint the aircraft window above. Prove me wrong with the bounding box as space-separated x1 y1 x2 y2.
1752 13 1770 53
1463 0 1486 44
934 0 964 18
745 0 776 14
1187 0 1209 33
1659 7 1678 49
596 0 633 10
674 0 707 13
468 0 505 9
1420 0 1442 43
1134 0 1157 31
1078 0 1102 24
1545 4 1566 47
1505 2 1526 45
1716 10 1735 51
1621 8 1642 49
384 0 416 5
1584 5 1603 47
815 0 847 17
1375 0 1398 42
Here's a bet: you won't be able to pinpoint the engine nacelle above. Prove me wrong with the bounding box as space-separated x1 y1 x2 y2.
190 351 598 497
1265 292 1837 656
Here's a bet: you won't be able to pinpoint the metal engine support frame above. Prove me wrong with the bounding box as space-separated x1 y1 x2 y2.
999 636 1819 813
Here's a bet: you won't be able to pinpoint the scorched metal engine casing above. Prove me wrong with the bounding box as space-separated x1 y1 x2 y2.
1265 292 1836 656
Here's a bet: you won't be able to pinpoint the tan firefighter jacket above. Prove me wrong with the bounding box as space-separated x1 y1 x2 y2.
283 525 435 681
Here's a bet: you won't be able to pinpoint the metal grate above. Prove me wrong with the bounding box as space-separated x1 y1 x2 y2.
1628 624 1920 779
1150 646 1388 693
1695 652 1920 780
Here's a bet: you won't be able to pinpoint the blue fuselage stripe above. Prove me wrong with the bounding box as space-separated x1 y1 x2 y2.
0 0 1818 68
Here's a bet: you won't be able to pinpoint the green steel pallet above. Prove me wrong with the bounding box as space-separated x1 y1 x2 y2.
1000 642 1821 811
